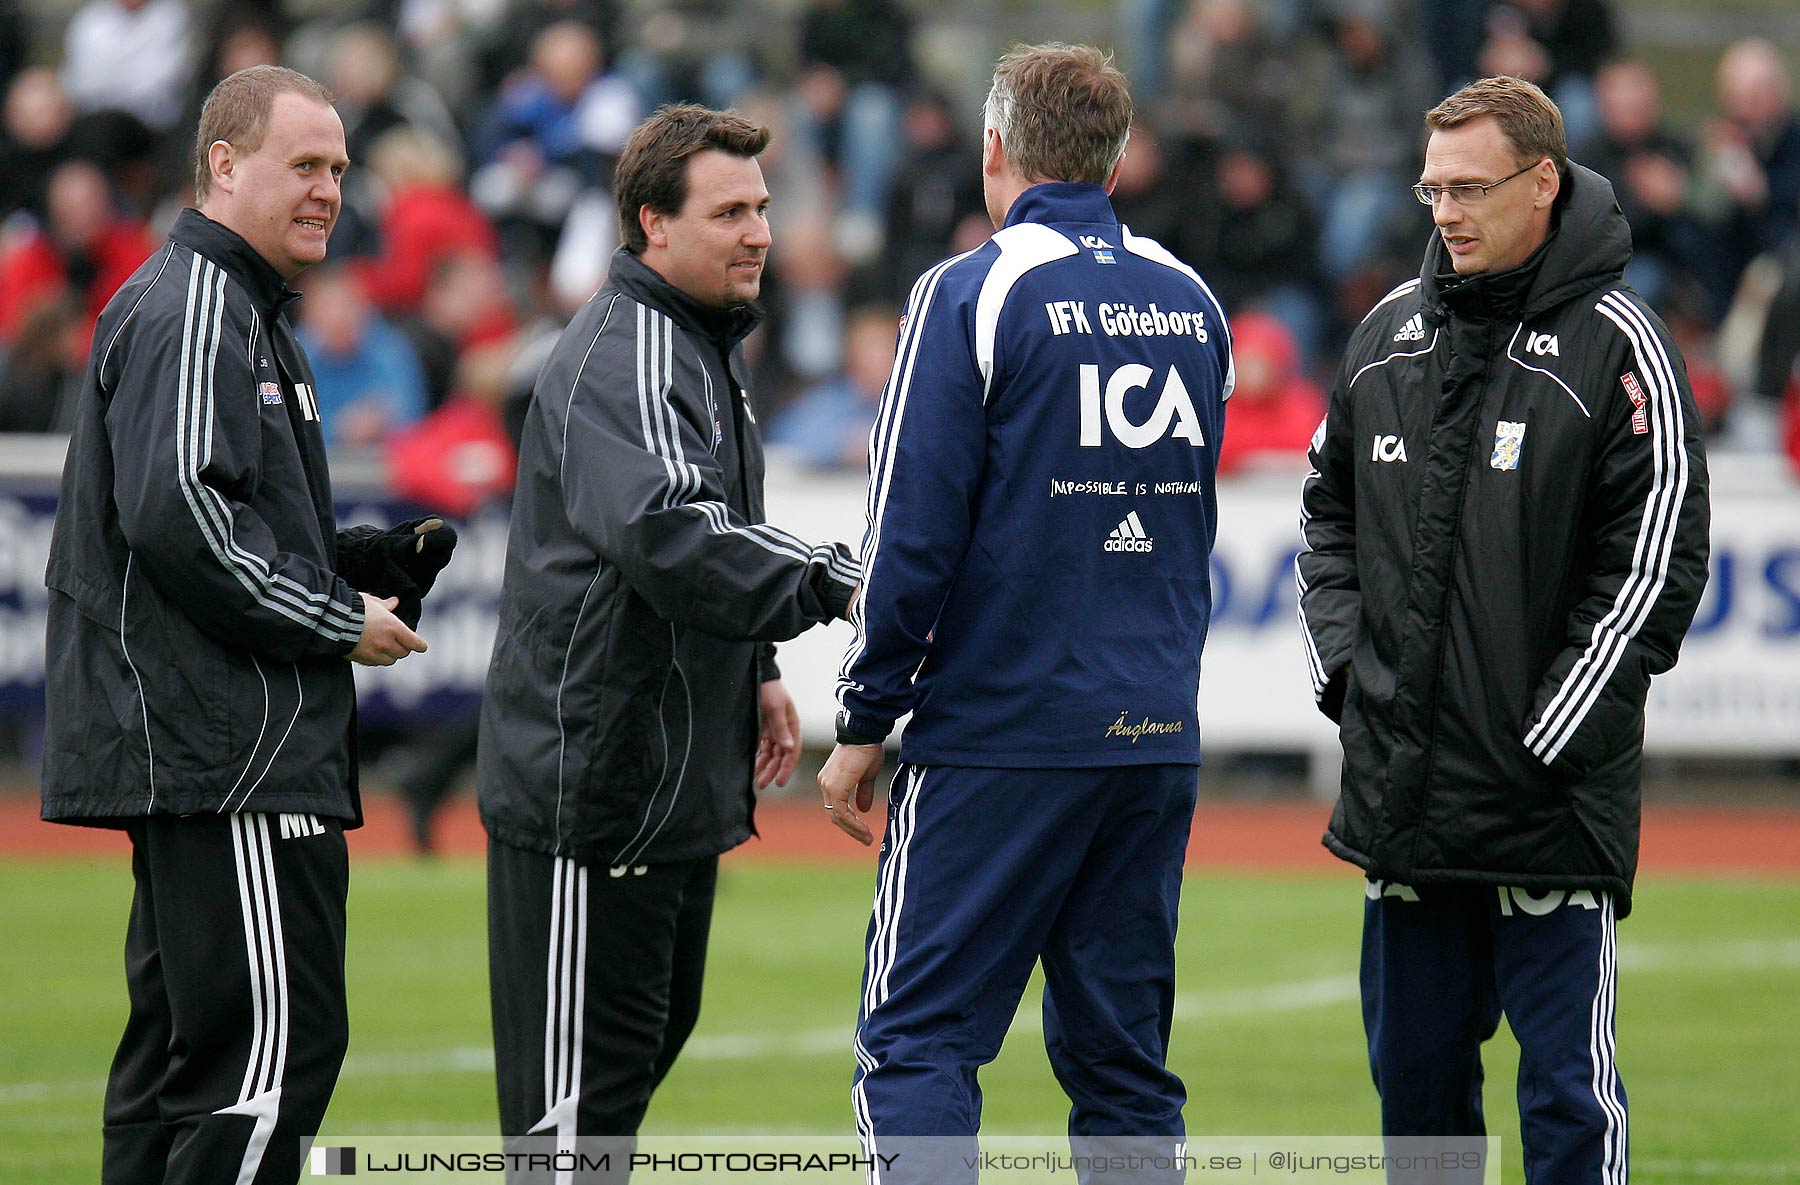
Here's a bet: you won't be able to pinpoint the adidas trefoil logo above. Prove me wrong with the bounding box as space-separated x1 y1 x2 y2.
1393 313 1426 343
1104 511 1154 553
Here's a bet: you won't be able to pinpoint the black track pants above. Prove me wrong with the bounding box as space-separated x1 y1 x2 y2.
103 812 349 1185
487 839 719 1183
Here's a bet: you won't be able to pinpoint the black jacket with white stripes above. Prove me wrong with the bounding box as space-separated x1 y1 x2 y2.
1297 164 1709 915
476 249 858 869
43 209 368 825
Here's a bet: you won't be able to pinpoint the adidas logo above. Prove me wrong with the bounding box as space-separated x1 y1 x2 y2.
1104 511 1154 553
1393 313 1426 343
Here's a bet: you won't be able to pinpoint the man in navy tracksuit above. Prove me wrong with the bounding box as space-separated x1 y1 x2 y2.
819 44 1233 1182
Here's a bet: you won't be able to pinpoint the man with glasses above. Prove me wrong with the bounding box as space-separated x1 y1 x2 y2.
1299 76 1708 1182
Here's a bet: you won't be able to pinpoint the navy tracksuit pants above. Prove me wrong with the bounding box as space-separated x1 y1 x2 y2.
851 763 1197 1183
1361 881 1628 1185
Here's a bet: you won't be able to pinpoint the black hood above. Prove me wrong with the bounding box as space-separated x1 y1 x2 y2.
1420 162 1631 321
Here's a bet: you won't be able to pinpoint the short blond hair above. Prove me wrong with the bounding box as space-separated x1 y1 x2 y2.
1426 75 1567 179
195 65 334 201
984 43 1132 185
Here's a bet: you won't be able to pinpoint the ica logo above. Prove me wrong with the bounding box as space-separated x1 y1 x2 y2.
1372 434 1409 463
1078 363 1205 449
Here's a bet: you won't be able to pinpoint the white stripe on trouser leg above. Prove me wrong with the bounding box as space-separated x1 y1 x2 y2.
530 857 587 1185
540 856 564 1110
1599 895 1627 1183
230 814 270 1103
863 769 923 1015
1598 889 1627 1174
1587 894 1626 1184
217 814 286 1185
254 815 293 1094
877 770 923 1006
1613 899 1629 1178
1611 897 1628 1181
569 863 589 1128
851 1034 884 1185
851 767 924 1183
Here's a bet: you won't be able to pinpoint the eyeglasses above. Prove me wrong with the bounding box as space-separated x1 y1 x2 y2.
1412 159 1546 206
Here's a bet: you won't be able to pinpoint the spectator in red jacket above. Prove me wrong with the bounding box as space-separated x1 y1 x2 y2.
1215 310 1325 476
0 159 156 354
356 127 500 314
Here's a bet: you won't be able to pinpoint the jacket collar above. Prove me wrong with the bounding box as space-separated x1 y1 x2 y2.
170 207 299 317
1432 232 1554 320
606 248 764 346
1003 181 1118 229
1420 162 1630 322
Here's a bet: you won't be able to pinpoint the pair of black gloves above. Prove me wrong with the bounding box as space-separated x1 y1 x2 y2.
338 516 458 630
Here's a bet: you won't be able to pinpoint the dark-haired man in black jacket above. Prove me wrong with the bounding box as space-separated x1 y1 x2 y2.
1299 77 1709 1183
477 105 858 1176
43 66 449 1185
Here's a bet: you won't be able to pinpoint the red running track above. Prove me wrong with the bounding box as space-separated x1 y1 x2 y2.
4 795 1796 874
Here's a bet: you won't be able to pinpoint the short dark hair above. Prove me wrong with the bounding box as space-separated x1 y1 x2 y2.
195 65 335 201
1425 75 1568 180
984 43 1132 185
614 104 771 254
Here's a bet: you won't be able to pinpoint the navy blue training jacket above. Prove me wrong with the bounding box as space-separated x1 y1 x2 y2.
837 183 1233 767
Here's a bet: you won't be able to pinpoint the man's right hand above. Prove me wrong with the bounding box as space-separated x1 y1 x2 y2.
349 594 428 666
818 742 883 846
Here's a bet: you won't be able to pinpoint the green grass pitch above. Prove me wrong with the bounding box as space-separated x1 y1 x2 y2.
3 857 1796 1183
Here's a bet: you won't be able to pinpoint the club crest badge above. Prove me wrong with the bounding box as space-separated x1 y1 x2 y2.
1491 419 1526 471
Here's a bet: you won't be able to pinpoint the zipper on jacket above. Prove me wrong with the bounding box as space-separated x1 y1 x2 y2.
1407 322 1498 872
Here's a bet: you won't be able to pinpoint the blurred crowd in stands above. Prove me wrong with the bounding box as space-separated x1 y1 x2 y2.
2 0 1800 492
